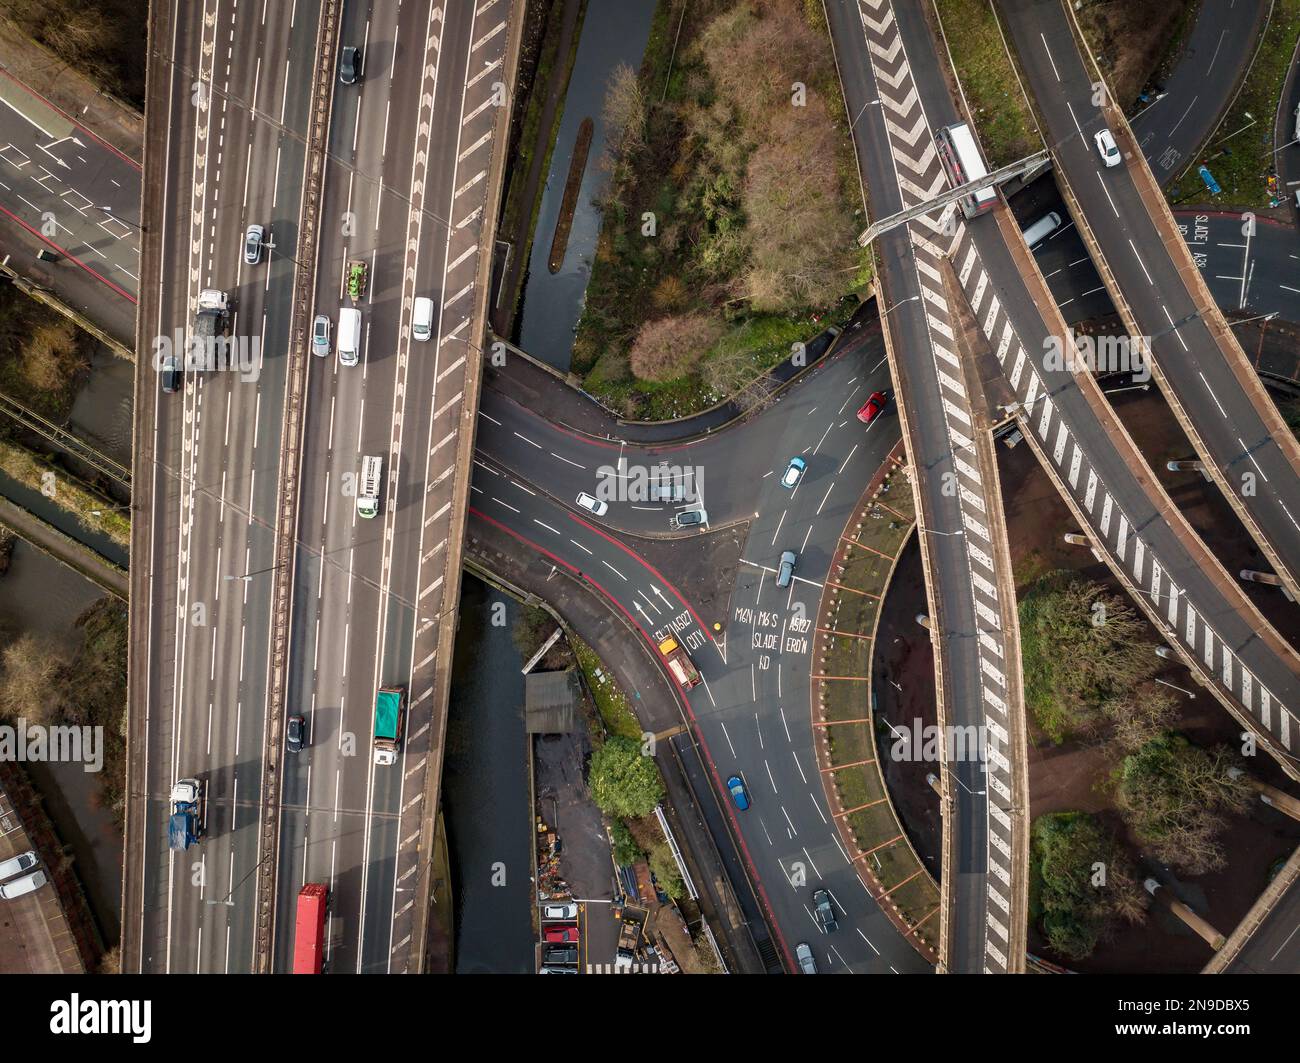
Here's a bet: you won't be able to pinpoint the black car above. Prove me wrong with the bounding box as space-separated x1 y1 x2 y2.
286 714 306 753
542 945 578 966
813 889 838 933
160 355 182 394
339 46 361 85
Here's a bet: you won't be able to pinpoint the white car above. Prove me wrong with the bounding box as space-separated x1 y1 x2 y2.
1094 127 1121 168
542 902 578 921
0 851 37 882
576 492 608 516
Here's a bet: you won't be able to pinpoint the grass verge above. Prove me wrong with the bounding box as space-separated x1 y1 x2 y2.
1170 0 1300 209
933 0 1039 167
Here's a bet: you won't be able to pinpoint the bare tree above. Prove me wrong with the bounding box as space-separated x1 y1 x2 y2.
601 63 647 169
628 312 723 382
0 633 72 726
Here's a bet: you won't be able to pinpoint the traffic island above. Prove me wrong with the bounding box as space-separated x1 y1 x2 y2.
810 442 941 963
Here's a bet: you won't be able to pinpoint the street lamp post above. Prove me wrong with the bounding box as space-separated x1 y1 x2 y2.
225 562 284 582
99 206 147 233
881 294 920 317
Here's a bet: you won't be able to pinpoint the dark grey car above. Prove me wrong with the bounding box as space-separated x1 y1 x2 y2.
339 46 361 84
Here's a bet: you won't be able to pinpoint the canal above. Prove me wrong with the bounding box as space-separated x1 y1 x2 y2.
516 0 658 371
442 576 535 973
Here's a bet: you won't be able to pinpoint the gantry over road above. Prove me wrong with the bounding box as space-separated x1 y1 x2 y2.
1002 0 1300 606
826 0 1031 975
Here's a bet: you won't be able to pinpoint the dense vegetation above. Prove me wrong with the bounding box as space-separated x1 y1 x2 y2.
1031 812 1145 961
4 0 148 106
1018 571 1159 742
589 734 664 818
0 599 128 820
1114 734 1251 875
574 0 868 419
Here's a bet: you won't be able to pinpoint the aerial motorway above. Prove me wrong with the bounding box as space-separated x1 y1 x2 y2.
1 0 1299 1037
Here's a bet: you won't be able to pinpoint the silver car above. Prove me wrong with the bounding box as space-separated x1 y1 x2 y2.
796 942 817 974
244 223 265 265
776 549 797 588
312 314 331 357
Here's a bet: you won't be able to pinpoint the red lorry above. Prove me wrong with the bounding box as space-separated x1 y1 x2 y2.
657 636 701 690
293 883 328 974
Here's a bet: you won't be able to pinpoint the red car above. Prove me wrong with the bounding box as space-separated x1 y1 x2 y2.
543 924 580 944
856 390 889 425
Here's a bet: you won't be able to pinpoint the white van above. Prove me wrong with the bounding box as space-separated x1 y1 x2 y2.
0 868 46 899
1022 211 1062 248
411 296 434 342
358 455 383 518
337 306 362 367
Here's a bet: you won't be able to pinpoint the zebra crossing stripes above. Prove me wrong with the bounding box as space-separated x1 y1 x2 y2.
856 0 1021 974
945 228 1300 756
584 962 659 974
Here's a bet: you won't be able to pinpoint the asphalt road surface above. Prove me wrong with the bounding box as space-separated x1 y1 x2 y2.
474 326 930 973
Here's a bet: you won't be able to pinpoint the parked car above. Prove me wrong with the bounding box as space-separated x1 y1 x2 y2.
0 851 38 882
160 355 182 394
543 924 580 944
339 46 362 85
650 480 686 502
813 889 838 933
576 492 608 517
1094 127 1121 167
311 314 331 358
796 942 818 974
286 714 306 753
0 869 46 899
856 390 888 425
538 965 578 974
542 945 578 966
780 456 807 490
776 550 797 588
675 507 707 527
727 774 750 811
541 902 578 921
243 223 264 265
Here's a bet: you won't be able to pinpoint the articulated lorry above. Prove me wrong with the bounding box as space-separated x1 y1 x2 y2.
293 883 329 974
373 687 405 766
167 778 205 851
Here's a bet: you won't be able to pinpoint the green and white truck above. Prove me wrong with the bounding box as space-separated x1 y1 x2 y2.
373 687 405 766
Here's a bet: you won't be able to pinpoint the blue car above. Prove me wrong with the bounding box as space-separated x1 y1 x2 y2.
727 774 750 810
780 456 807 489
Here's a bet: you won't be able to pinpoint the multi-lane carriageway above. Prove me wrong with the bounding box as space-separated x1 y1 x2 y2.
472 321 931 974
126 0 513 973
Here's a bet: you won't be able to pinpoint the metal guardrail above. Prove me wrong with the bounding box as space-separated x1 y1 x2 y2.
0 392 130 488
253 0 342 973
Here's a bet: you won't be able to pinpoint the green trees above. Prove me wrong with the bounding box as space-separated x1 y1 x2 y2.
589 736 664 818
1032 812 1145 961
649 843 684 900
1019 572 1158 741
1114 735 1251 875
575 0 863 415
